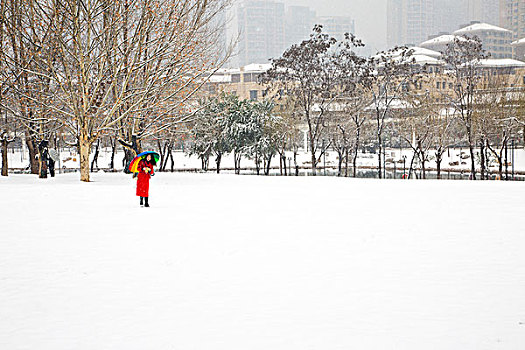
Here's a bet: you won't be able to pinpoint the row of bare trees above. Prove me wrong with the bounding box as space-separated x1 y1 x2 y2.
0 0 231 180
260 27 525 179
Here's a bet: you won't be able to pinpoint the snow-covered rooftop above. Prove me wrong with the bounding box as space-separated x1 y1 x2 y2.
208 75 232 83
408 47 442 58
420 34 465 47
478 58 525 68
373 47 443 65
454 23 511 35
243 63 272 73
406 54 443 65
511 37 525 46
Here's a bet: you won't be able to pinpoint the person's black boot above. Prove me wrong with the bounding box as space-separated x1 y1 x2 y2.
144 197 150 207
140 197 144 206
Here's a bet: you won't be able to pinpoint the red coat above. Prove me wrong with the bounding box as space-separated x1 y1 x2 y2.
136 159 155 197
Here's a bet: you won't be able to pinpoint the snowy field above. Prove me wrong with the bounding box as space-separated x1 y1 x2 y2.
1 173 525 349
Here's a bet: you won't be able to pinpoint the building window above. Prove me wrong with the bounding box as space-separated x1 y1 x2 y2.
232 74 241 83
436 81 440 89
250 90 258 100
442 82 446 89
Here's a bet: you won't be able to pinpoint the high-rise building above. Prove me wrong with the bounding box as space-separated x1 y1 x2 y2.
233 2 355 65
236 0 286 66
433 0 469 34
387 0 405 47
467 0 500 26
285 6 317 48
500 0 525 40
406 0 435 45
387 0 435 46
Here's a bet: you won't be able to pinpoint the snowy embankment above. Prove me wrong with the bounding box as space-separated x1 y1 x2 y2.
6 147 525 173
1 173 525 350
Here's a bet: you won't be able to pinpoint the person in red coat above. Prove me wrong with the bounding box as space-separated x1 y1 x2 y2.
136 154 156 207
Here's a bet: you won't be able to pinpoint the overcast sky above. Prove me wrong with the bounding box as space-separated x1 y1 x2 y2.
284 0 388 51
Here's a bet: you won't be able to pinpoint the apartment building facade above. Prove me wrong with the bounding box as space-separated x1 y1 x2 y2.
500 0 525 40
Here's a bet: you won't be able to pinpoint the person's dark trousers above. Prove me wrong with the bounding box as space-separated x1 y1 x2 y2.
48 160 55 177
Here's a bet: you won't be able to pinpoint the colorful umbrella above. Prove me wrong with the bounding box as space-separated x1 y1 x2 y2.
128 151 160 173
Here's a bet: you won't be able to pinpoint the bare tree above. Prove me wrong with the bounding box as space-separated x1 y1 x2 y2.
442 36 488 180
331 34 370 177
1 0 232 181
262 25 343 175
369 47 417 178
432 105 455 180
479 72 522 180
393 92 437 179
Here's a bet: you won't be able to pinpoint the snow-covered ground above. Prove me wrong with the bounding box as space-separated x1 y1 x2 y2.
1 173 525 349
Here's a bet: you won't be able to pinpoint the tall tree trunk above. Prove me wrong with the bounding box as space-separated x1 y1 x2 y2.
91 140 100 171
265 154 273 175
215 153 222 174
293 150 298 176
157 140 164 171
467 128 476 180
337 150 343 177
255 153 260 175
26 134 38 174
309 135 317 176
234 151 241 175
479 139 485 180
79 132 92 182
408 150 417 179
109 137 116 170
353 127 360 178
504 140 509 181
377 134 383 179
119 135 139 174
345 148 349 177
417 141 426 180
1 138 8 176
165 143 173 172
436 149 443 180
420 155 426 179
